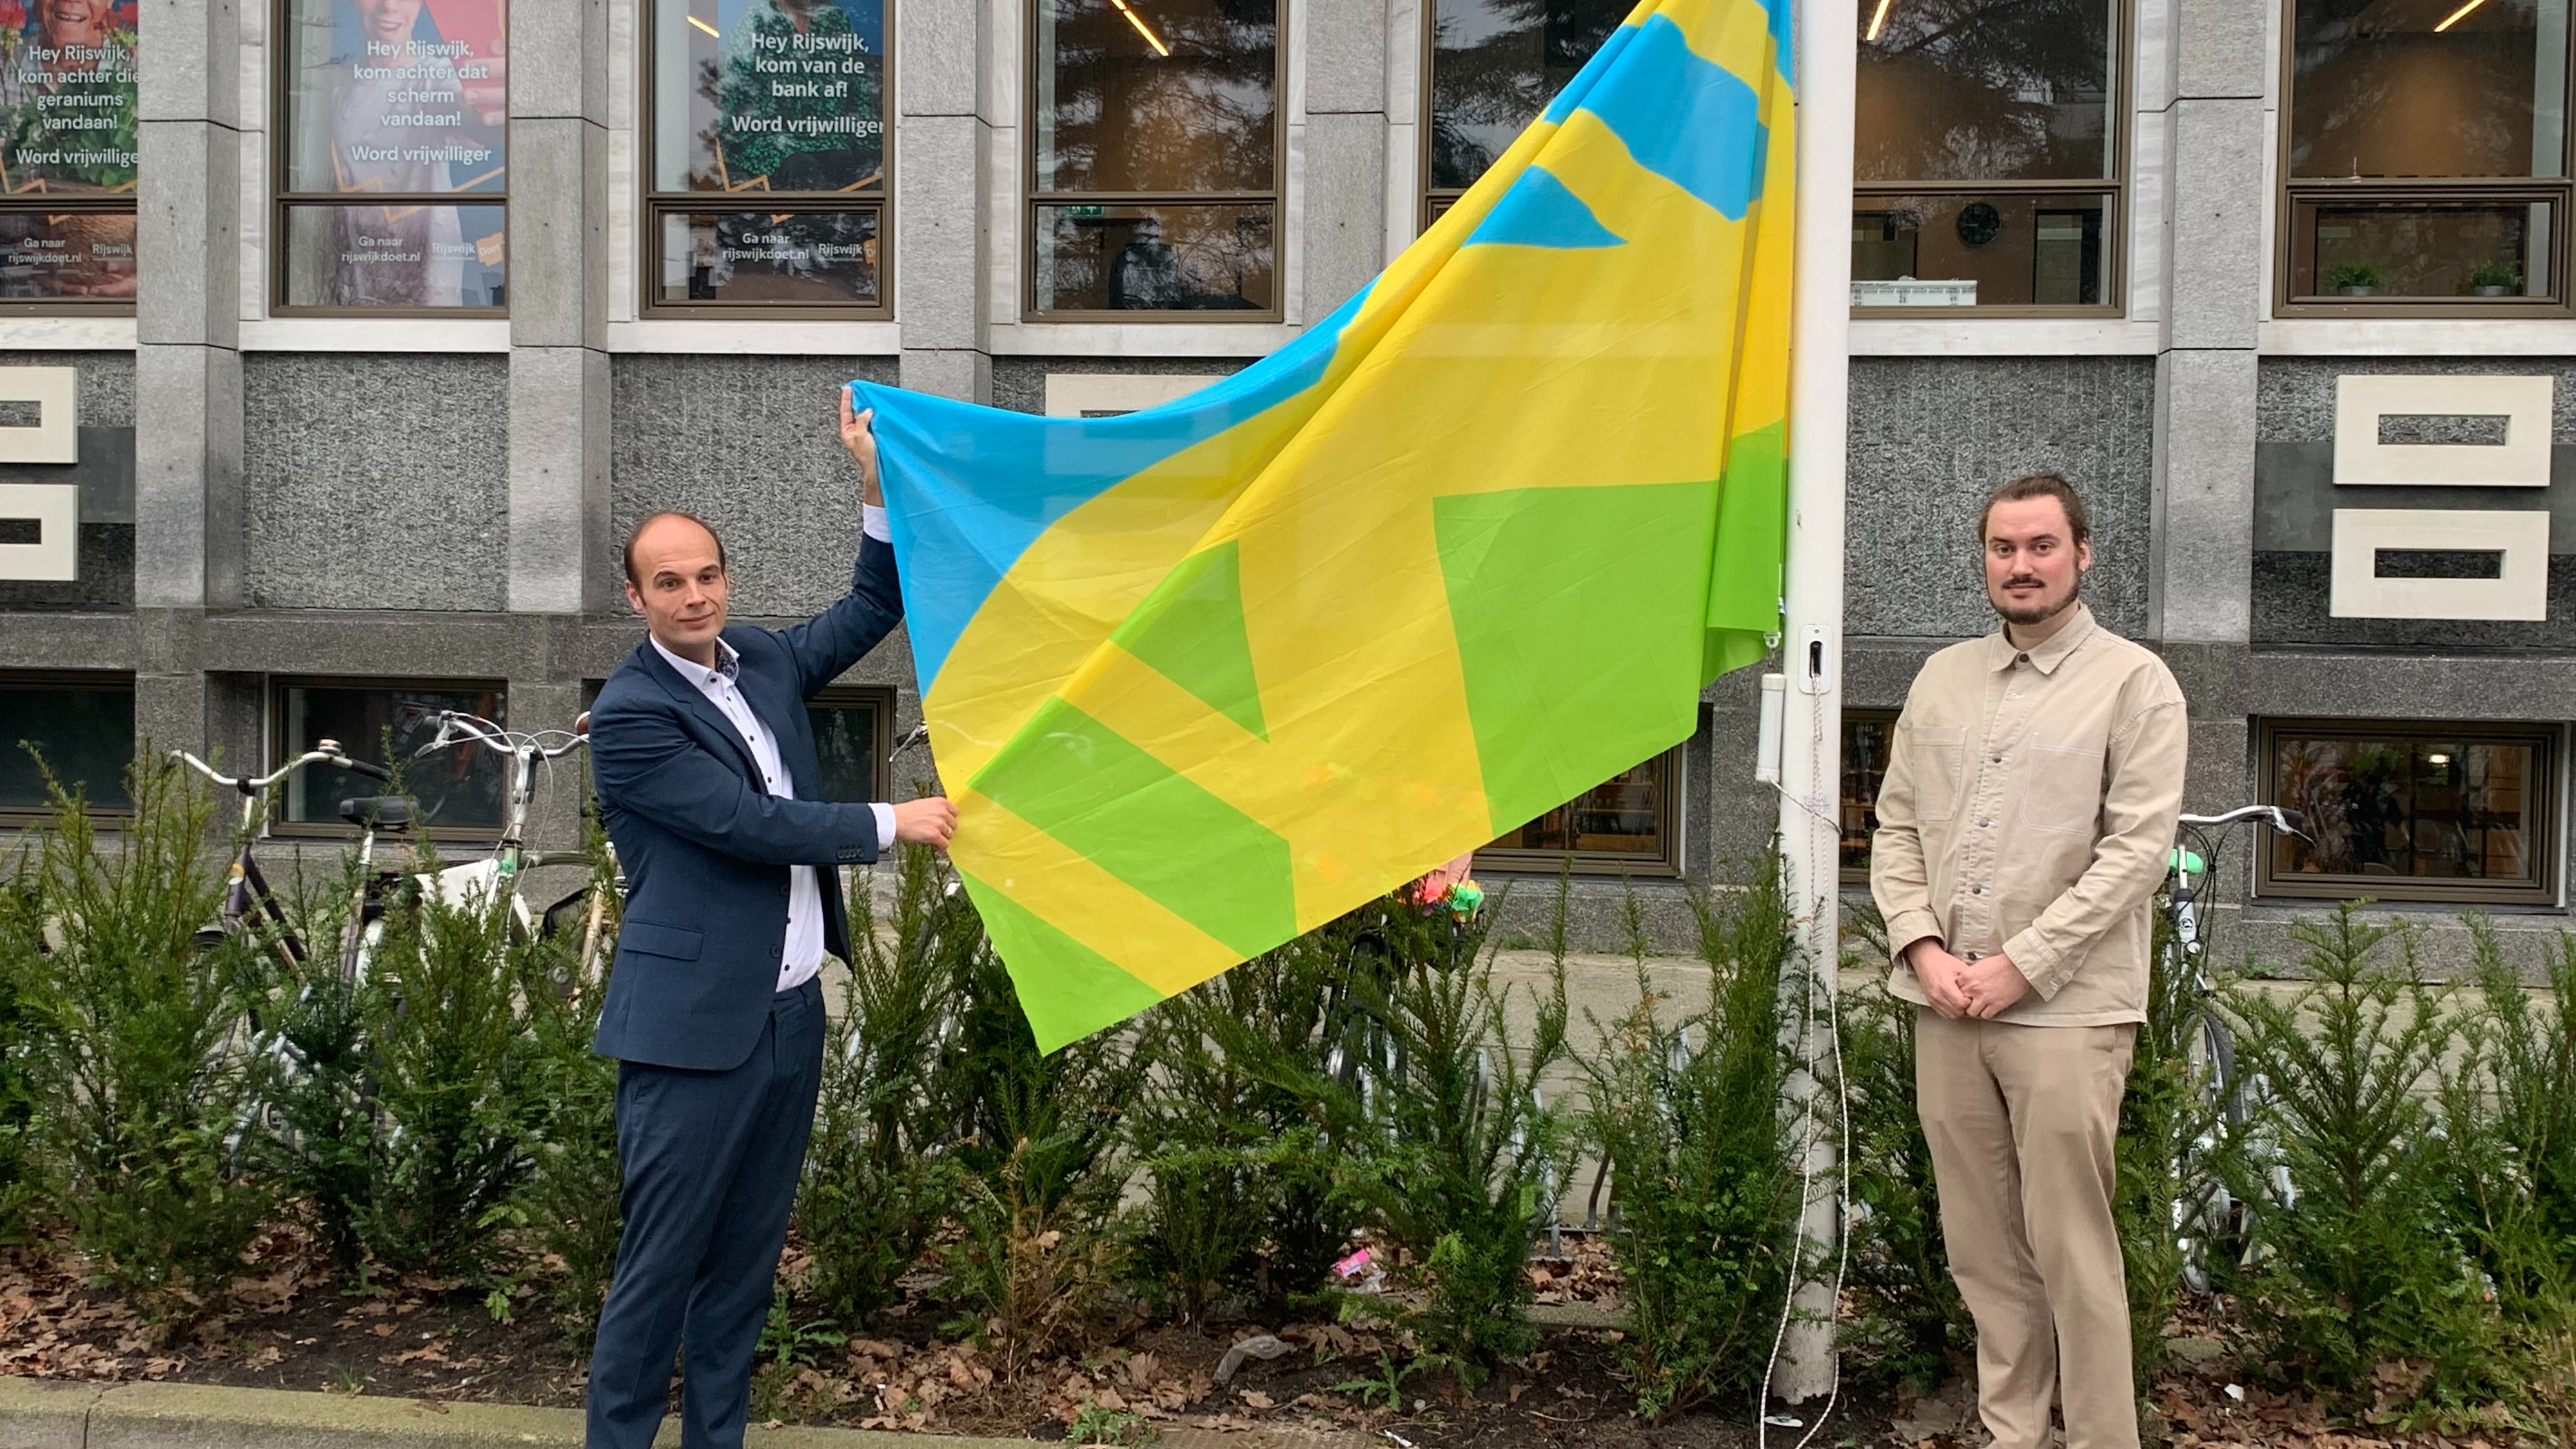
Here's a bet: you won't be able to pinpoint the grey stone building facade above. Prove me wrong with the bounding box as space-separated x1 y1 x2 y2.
1 0 2570 965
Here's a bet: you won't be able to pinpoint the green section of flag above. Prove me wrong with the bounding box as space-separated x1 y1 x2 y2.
1704 420 1787 680
1434 481 1716 837
968 697 1296 956
962 869 1168 1053
1108 540 1269 740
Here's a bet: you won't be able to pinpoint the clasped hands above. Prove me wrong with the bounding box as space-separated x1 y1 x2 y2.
1907 940 2030 1020
838 386 958 853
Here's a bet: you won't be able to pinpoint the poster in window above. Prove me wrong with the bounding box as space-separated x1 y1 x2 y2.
0 208 132 298
283 0 506 307
655 0 885 195
0 0 139 198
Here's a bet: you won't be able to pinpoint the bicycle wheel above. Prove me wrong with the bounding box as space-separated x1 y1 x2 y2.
2174 1008 2243 1295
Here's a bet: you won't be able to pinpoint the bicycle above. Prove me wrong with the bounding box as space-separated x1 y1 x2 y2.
170 740 428 1163
170 739 414 989
409 709 604 965
2163 803 2305 1294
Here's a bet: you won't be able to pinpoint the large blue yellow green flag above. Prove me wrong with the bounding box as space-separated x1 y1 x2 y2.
854 0 1793 1051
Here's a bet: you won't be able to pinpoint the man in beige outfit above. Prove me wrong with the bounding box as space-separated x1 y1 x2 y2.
1871 473 2186 1449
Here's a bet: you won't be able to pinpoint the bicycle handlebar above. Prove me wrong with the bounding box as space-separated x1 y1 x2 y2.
169 738 381 794
2179 804 2305 838
418 711 589 762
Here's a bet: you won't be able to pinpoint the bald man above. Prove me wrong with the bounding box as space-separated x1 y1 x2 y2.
584 391 954 1449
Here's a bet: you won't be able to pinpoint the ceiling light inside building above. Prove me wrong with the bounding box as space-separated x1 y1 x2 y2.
2435 0 2488 32
1110 0 1171 56
686 13 718 35
1865 0 1893 41
2426 752 2453 765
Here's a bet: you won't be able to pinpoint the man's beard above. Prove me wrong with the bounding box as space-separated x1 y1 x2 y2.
1992 575 2079 627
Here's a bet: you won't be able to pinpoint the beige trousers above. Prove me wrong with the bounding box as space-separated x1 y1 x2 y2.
1914 1009 2139 1449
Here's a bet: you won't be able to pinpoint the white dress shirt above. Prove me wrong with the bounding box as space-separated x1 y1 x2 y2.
648 503 898 992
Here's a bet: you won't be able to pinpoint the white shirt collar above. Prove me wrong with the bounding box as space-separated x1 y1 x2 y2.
650 633 740 688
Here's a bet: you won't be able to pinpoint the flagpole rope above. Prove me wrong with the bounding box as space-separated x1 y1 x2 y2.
1755 675 1852 1449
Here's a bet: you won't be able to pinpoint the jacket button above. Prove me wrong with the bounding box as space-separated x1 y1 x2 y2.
780 883 791 897
771 945 782 958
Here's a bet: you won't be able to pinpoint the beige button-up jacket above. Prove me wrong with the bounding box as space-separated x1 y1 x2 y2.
1870 604 2188 1027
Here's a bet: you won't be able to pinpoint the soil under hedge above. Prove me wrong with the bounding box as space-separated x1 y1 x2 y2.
0 1230 2539 1449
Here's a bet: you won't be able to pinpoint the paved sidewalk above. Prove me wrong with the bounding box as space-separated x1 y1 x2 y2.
0 1377 1365 1449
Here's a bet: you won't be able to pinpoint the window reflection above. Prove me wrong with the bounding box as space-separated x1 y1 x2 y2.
1426 0 1626 195
276 681 508 832
657 208 879 305
1480 749 1678 873
1034 202 1272 311
2262 724 2551 902
276 0 509 311
2289 0 2568 180
1855 0 2117 183
805 692 888 803
1851 0 2119 312
0 677 133 813
1850 193 2108 306
1841 713 1895 878
281 201 506 309
0 211 137 301
2290 196 2553 297
1029 0 1277 315
2282 0 2575 310
1033 0 1276 194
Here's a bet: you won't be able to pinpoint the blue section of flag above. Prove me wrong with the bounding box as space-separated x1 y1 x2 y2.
856 286 1370 686
1466 167 1625 250
1576 15 1764 219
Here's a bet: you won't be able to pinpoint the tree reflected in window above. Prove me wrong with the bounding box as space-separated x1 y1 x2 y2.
1426 0 1626 196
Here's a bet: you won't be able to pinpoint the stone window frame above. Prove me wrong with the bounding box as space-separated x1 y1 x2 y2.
0 669 135 823
1020 0 1289 322
2254 715 2562 907
636 0 896 320
266 0 511 318
804 684 894 804
264 674 514 843
1847 0 2130 319
2273 0 2576 319
1474 742 1686 878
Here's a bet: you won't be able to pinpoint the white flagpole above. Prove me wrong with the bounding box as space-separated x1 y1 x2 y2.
1770 0 1855 1408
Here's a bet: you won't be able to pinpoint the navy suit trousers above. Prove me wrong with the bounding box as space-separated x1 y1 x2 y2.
585 978 825 1449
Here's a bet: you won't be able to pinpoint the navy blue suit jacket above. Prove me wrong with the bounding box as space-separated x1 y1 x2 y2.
589 534 903 1071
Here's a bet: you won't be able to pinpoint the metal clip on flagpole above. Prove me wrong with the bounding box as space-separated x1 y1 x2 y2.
1764 0 1857 1418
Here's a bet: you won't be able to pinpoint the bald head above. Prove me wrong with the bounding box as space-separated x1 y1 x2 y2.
624 509 727 585
623 511 732 665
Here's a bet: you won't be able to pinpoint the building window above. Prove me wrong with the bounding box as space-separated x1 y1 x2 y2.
2282 0 2571 310
2258 719 2557 905
1027 0 1280 317
271 679 508 835
645 0 889 314
805 687 892 803
1841 709 1897 881
1476 747 1682 876
1853 0 2122 313
0 673 133 815
274 0 508 313
1422 0 1624 226
0 0 140 308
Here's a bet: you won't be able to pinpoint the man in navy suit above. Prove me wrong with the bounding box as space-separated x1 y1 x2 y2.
584 391 956 1449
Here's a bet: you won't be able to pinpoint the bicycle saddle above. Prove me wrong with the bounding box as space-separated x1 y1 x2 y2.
339 796 417 831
